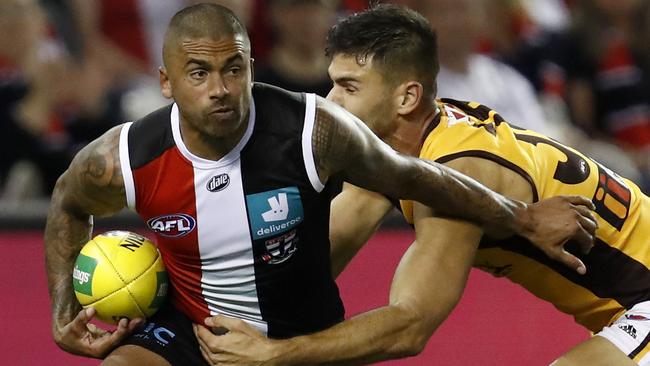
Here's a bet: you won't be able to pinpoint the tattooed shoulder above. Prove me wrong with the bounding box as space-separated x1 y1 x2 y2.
312 101 353 180
80 127 123 190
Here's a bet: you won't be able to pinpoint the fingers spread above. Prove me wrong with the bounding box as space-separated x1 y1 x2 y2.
195 324 221 364
574 205 598 234
572 218 596 254
70 308 94 335
566 195 596 210
127 318 145 333
556 249 587 275
100 318 131 351
198 343 214 365
195 324 219 349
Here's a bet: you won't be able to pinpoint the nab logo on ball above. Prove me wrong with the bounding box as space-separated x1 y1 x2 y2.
206 173 230 192
147 213 196 238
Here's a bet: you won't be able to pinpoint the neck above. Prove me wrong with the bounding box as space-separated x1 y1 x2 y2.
384 103 440 156
180 112 250 161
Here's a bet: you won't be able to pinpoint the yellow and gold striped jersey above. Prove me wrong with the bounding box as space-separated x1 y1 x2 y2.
400 99 650 332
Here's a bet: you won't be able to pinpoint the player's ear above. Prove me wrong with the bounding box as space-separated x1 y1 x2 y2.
396 81 423 116
159 67 172 99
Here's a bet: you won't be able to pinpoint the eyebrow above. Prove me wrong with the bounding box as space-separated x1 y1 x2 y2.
184 54 245 69
185 58 211 68
224 53 245 65
332 76 360 84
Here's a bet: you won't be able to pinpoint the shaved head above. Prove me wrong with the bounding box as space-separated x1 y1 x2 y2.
163 3 250 67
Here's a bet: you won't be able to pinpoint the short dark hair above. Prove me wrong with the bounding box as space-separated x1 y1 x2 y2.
326 4 439 98
163 3 250 66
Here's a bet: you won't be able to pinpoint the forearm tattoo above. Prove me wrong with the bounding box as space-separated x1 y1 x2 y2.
44 127 125 328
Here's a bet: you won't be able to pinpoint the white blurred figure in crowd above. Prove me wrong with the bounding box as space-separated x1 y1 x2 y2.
416 0 559 138
415 0 643 185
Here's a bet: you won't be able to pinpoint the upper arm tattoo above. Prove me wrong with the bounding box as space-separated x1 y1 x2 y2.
310 98 407 193
312 102 353 181
67 125 126 216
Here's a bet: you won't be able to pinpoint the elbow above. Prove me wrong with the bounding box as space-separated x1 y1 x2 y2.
391 331 431 358
394 329 430 358
390 334 430 359
386 307 435 358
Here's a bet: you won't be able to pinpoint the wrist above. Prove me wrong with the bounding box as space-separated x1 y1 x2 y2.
52 302 82 334
511 201 535 238
268 337 303 366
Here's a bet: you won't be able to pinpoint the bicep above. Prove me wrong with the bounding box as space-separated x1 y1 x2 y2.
311 96 422 196
440 157 534 203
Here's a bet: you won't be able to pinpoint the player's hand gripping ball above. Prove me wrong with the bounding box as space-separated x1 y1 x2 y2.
72 231 168 324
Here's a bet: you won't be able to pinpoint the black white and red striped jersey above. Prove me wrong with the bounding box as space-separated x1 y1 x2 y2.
119 83 343 338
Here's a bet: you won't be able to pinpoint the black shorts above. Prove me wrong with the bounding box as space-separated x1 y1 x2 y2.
121 301 209 366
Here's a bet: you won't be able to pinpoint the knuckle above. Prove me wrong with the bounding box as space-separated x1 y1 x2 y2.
207 340 219 351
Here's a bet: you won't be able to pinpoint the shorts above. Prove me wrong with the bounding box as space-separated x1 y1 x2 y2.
597 301 650 365
121 301 209 366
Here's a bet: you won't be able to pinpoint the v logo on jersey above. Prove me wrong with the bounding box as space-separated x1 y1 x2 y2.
246 187 304 240
262 193 289 222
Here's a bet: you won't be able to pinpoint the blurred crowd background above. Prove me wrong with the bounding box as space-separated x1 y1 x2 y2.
1 0 649 213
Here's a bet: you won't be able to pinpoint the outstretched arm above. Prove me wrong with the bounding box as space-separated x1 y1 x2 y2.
44 125 140 358
312 97 595 273
193 157 491 365
193 154 592 365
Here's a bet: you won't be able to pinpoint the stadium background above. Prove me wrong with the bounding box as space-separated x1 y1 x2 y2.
2 0 648 364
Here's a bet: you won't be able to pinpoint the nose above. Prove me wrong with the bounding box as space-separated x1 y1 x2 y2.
208 73 229 99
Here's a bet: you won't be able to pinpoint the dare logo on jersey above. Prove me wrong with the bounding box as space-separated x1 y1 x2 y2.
147 213 196 238
206 174 230 192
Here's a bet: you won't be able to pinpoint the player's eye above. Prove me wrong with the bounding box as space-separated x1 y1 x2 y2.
189 70 208 80
345 86 358 94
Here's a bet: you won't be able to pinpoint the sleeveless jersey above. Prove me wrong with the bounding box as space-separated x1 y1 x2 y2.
118 83 343 338
401 99 650 332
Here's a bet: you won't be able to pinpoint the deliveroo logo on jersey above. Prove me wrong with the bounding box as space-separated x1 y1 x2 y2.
246 187 303 240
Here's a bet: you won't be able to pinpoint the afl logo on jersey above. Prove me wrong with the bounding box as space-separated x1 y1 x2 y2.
147 213 196 238
206 174 230 192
